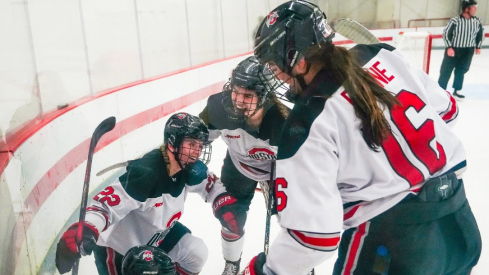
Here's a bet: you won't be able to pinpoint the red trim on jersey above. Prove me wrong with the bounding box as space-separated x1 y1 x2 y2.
290 230 340 248
344 205 361 221
342 222 369 275
441 91 458 122
239 161 269 175
87 206 110 231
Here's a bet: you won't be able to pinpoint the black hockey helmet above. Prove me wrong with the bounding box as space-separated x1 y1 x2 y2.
222 56 279 121
122 245 177 275
462 0 477 10
164 112 211 164
254 0 335 75
230 56 276 98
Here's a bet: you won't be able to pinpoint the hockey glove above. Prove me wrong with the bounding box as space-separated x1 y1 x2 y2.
212 193 247 236
241 253 268 275
184 160 208 186
55 222 99 274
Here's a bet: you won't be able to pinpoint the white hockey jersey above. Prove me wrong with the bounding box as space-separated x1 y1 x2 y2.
200 93 288 181
266 43 463 274
85 149 225 255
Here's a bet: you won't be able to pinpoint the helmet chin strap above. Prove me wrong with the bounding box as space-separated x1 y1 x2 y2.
168 145 185 170
290 57 311 92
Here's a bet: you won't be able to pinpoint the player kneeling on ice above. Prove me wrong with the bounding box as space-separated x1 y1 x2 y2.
242 0 482 274
199 56 289 274
55 112 243 275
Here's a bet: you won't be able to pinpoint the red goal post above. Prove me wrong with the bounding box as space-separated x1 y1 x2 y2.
395 31 433 74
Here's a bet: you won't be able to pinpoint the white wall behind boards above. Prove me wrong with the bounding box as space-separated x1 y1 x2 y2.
0 55 248 274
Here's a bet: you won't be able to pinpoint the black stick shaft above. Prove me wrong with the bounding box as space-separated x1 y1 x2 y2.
264 159 276 255
72 116 116 275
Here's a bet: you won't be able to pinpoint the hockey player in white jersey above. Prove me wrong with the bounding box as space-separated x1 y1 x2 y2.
55 112 244 275
199 56 290 274
242 1 482 274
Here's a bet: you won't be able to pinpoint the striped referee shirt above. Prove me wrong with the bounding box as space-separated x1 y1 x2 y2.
443 15 484 48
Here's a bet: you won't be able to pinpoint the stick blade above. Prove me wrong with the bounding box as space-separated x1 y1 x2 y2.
334 18 380 45
91 116 116 145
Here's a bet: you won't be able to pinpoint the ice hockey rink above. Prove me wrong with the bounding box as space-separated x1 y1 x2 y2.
67 48 489 274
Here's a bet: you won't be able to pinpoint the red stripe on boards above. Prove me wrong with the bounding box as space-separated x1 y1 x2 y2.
11 81 223 271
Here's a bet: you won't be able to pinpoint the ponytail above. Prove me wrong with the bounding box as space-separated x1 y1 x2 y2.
160 144 172 173
304 41 400 150
269 92 290 119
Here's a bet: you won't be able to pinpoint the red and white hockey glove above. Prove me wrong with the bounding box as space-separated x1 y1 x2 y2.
242 253 268 275
55 222 99 274
212 193 247 236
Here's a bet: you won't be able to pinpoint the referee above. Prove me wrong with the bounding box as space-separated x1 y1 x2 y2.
438 0 484 98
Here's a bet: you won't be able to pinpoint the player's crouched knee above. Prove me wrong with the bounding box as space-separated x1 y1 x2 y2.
173 234 208 273
187 237 208 271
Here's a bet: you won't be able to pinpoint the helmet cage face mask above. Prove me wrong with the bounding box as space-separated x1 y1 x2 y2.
254 0 334 100
221 56 281 122
164 113 212 166
177 137 212 168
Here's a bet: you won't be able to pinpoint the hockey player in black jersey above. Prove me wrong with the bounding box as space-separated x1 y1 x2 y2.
199 56 290 275
55 112 245 275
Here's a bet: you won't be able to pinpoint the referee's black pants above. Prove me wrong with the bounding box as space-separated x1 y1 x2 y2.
438 47 475 91
333 173 482 275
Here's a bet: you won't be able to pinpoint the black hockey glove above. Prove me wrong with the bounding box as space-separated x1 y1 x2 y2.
184 160 208 186
212 193 247 236
242 253 268 275
55 222 99 274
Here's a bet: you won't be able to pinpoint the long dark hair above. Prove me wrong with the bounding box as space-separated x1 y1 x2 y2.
304 41 400 150
269 92 290 119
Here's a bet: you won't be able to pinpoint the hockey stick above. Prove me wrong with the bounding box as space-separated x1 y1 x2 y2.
334 18 380 45
257 164 316 274
72 116 116 275
264 159 276 255
96 161 129 176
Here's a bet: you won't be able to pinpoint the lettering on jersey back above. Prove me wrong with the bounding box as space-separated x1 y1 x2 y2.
368 61 395 87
